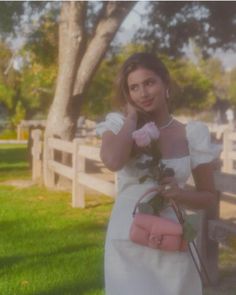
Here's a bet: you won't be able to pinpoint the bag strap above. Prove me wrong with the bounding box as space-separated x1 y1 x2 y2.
170 199 211 285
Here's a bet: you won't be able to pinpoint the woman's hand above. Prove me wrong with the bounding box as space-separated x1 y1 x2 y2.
159 176 183 202
126 102 138 121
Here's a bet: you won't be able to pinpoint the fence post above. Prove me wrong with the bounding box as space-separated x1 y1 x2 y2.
72 138 85 208
31 129 43 183
197 191 220 285
44 137 56 188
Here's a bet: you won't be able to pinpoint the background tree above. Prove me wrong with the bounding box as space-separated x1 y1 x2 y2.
83 43 215 117
228 68 236 107
135 1 236 58
20 14 58 119
0 2 134 180
0 42 25 128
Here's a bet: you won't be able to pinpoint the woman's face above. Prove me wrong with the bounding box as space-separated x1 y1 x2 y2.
127 67 167 113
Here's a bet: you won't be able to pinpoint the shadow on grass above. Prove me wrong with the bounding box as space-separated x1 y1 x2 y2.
0 166 28 172
0 255 25 270
0 218 106 274
0 146 28 165
0 146 29 180
33 280 104 295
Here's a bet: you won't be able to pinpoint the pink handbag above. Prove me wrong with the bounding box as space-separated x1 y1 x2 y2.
129 183 211 284
129 187 187 252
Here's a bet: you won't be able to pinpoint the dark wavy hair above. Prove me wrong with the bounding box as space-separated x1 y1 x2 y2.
115 52 171 128
115 52 170 107
114 52 171 158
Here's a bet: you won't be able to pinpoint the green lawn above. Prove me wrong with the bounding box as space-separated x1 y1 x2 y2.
0 144 235 295
0 144 111 295
0 184 111 295
0 144 30 181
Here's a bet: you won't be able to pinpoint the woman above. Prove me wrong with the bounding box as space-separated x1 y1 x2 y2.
96 52 220 295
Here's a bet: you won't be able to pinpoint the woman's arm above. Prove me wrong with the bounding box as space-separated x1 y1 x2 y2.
100 108 137 171
161 162 217 210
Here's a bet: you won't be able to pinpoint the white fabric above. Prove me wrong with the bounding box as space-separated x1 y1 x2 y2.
96 113 221 295
186 121 222 169
96 112 125 136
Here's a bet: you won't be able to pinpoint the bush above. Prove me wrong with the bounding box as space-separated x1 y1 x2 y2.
0 129 17 139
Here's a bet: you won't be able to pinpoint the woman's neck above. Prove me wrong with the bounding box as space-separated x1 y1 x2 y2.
149 110 172 128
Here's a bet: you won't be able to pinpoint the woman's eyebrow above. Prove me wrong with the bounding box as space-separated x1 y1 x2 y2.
129 77 155 87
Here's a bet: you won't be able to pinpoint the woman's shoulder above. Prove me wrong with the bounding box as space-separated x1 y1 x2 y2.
184 120 210 145
183 120 222 169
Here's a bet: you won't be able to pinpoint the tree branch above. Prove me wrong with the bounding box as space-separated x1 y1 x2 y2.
72 1 136 99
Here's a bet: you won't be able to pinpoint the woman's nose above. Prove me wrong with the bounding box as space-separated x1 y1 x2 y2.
140 85 149 98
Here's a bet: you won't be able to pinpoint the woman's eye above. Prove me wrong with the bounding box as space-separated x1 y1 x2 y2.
146 80 154 86
130 85 138 91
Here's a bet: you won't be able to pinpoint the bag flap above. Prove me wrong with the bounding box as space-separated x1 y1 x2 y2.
134 213 183 236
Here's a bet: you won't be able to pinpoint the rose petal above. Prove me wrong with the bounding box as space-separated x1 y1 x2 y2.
132 129 151 147
143 122 160 140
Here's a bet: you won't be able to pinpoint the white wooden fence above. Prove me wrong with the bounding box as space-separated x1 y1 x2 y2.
222 130 236 173
31 128 236 285
31 130 115 207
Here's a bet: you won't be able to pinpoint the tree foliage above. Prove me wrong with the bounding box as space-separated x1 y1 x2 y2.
0 1 52 39
82 43 215 118
0 42 23 126
228 68 236 106
135 1 236 58
20 15 58 118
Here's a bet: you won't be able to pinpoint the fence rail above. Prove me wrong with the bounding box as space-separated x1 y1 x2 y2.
31 128 236 286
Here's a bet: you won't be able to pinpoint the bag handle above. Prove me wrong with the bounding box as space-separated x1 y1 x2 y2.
132 186 160 216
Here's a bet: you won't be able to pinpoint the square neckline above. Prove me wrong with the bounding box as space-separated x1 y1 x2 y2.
160 122 190 161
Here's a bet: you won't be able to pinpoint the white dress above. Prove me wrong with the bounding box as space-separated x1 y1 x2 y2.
96 113 221 295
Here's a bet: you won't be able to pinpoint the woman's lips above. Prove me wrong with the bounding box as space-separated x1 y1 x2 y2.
141 99 154 107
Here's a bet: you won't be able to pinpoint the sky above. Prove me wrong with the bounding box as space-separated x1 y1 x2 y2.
116 1 236 71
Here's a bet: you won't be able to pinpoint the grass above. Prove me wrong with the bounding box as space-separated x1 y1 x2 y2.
0 144 30 181
0 144 111 295
0 144 235 295
0 184 111 295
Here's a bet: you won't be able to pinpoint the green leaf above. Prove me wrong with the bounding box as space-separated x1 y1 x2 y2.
147 194 168 215
138 175 149 184
183 220 197 242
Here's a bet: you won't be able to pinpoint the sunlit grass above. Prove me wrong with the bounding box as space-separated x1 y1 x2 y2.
0 144 110 294
0 184 111 295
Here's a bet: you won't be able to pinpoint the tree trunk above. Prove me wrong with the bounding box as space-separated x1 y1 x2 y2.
43 1 136 188
43 1 87 187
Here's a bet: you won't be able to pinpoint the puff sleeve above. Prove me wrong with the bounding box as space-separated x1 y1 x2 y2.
96 112 125 137
186 121 222 170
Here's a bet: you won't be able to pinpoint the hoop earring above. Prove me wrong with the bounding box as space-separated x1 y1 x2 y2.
166 89 170 99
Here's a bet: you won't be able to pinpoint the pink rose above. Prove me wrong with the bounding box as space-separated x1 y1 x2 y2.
132 122 160 147
132 129 151 147
143 122 160 140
